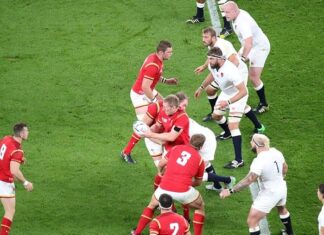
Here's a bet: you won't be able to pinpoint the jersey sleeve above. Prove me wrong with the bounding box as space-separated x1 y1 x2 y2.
149 218 160 235
147 102 159 120
10 149 24 164
250 157 262 176
231 68 244 86
195 157 205 179
223 41 237 59
238 22 253 40
143 63 160 81
173 113 189 130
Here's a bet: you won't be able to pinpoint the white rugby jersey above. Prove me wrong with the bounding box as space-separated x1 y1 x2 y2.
210 38 248 78
233 9 270 48
250 148 286 190
208 60 244 96
319 205 324 235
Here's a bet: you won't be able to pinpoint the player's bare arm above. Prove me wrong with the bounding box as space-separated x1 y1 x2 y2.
233 172 259 192
194 59 209 74
194 73 214 99
192 178 203 187
142 78 156 101
161 76 178 85
227 53 240 67
241 37 253 60
143 127 182 142
218 82 247 108
220 172 259 199
282 162 288 177
10 161 33 191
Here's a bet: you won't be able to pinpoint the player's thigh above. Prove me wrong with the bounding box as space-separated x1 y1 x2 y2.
130 90 158 119
0 181 15 198
144 138 163 167
252 190 282 213
206 82 218 96
199 129 216 161
213 92 227 116
155 187 200 205
249 47 270 68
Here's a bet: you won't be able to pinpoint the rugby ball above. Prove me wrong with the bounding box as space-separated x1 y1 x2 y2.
133 120 149 135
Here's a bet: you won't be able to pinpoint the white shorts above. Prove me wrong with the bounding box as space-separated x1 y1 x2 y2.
252 188 287 213
247 45 270 68
130 89 158 109
215 92 248 114
198 128 217 161
0 181 15 198
144 138 163 157
154 186 200 205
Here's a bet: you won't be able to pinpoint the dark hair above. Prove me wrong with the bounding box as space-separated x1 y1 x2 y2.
175 92 188 103
319 183 324 198
190 134 206 150
159 194 173 209
13 123 27 137
207 47 224 59
157 40 172 53
203 27 217 37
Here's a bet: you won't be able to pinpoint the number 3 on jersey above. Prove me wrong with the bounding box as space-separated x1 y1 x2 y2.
176 151 191 166
0 144 7 160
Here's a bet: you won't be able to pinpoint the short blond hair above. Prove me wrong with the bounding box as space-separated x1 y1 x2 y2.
164 95 179 108
252 134 270 149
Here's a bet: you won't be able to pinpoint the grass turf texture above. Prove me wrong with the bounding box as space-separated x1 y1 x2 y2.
0 0 323 234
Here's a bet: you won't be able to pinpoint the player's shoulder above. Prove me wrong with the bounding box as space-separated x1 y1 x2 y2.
145 54 162 68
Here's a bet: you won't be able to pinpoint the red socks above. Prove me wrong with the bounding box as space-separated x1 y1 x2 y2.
0 217 12 235
123 133 141 154
193 212 205 235
134 207 154 234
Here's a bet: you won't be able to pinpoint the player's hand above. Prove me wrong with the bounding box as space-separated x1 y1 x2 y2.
194 87 203 99
165 78 178 85
218 100 229 109
219 189 231 199
194 65 206 74
24 181 33 192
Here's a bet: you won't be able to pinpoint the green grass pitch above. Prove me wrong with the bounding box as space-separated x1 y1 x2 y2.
0 0 323 234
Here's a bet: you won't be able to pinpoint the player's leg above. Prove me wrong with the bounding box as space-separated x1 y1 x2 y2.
244 105 265 133
249 67 269 113
248 47 270 114
246 207 267 235
202 84 218 122
132 193 159 235
120 132 141 164
277 206 294 235
223 118 244 168
186 0 206 24
187 194 205 235
0 197 15 235
217 0 233 38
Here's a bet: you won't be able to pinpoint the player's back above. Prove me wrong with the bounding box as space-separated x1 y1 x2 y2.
160 145 204 192
0 136 21 182
150 212 189 235
234 9 269 47
252 148 286 190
